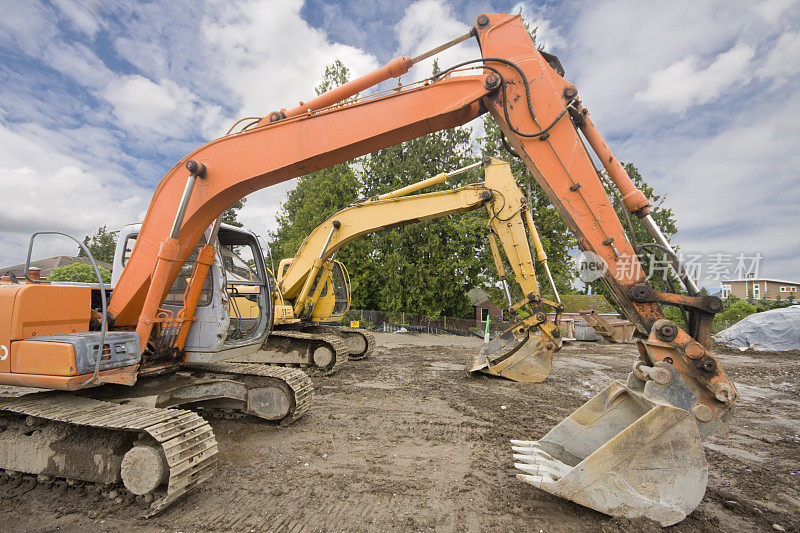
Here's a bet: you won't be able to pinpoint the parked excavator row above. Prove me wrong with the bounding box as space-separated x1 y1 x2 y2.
272 157 564 382
112 156 559 380
0 12 736 525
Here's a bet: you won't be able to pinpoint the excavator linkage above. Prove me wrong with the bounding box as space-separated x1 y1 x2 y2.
466 322 554 383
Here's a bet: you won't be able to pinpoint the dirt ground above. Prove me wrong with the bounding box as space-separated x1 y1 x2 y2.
0 332 798 532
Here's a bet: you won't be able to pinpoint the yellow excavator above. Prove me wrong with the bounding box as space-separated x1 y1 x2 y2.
268 157 565 382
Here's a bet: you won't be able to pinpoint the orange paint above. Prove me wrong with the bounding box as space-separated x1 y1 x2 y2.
0 365 139 391
10 340 77 376
1 284 91 358
262 56 414 123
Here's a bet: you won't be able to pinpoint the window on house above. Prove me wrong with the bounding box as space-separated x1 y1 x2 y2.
481 308 490 322
752 283 760 299
721 285 731 298
781 286 789 292
793 287 798 293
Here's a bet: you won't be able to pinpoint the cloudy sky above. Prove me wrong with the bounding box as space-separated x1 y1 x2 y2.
1 0 798 287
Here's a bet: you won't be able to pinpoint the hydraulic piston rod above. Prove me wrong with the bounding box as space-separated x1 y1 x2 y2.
262 30 476 125
524 208 561 303
376 161 483 201
170 161 206 239
641 214 700 295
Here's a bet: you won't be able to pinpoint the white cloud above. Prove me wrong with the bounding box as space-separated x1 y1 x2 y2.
511 3 565 52
396 0 470 56
394 0 480 76
203 0 380 116
752 0 800 24
0 122 149 265
636 43 755 113
2 0 799 284
758 31 800 83
52 0 103 38
114 38 170 81
237 180 299 241
43 42 114 89
562 1 765 131
0 2 56 56
556 0 800 280
200 0 387 237
102 75 200 138
612 95 800 281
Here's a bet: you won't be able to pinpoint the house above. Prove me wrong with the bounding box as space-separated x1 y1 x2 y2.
720 278 800 301
467 287 503 324
0 256 112 280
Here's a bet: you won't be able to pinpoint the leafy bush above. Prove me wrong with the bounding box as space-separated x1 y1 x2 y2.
662 305 686 329
715 296 758 324
48 263 111 284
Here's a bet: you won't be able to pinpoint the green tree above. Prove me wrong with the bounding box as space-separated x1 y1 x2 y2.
78 225 117 264
269 164 361 261
270 59 487 316
49 263 111 283
714 295 758 326
355 122 483 316
314 59 350 95
221 198 246 227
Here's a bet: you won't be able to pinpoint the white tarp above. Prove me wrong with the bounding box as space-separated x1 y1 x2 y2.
713 306 800 351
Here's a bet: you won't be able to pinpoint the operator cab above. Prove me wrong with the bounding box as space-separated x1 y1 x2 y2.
112 223 273 362
275 257 351 323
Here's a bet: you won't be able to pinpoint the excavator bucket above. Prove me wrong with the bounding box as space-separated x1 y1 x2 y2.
466 322 554 382
510 377 709 526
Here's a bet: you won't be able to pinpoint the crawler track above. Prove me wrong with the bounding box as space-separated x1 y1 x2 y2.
256 330 350 373
184 362 314 424
302 325 376 360
0 393 217 516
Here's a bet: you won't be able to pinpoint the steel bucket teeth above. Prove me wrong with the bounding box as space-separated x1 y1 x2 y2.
466 325 553 383
510 381 709 526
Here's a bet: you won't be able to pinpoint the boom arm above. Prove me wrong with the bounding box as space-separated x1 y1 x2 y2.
473 14 736 411
277 158 549 322
108 75 489 328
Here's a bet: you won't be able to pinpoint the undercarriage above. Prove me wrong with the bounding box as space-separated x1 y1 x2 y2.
232 325 375 373
0 363 313 515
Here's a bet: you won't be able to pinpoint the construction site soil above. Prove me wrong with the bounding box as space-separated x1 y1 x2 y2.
0 332 798 532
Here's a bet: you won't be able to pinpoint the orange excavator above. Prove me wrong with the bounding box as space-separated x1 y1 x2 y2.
0 13 735 525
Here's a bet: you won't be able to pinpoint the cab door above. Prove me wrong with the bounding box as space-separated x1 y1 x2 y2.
216 226 272 348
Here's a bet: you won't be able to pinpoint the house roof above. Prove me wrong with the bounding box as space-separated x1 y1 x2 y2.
467 287 491 306
542 294 618 315
1 256 112 278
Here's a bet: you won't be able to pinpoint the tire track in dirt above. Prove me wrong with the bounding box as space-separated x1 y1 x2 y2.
0 333 797 532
